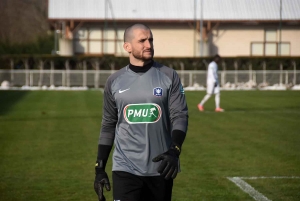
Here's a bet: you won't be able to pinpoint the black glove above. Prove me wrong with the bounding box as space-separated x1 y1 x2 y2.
152 145 180 180
94 161 111 201
214 82 218 87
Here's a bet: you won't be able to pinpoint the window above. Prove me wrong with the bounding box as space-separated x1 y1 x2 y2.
265 43 277 56
264 30 277 55
250 30 290 56
251 43 263 56
265 30 277 41
278 43 290 56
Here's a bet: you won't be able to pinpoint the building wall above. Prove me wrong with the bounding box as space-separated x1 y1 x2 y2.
68 23 299 57
211 24 300 57
283 28 300 56
211 26 264 56
152 27 195 57
71 23 196 57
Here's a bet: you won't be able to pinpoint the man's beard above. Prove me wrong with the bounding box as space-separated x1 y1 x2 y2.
132 49 154 62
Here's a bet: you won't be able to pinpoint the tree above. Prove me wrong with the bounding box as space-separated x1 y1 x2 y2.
0 0 49 44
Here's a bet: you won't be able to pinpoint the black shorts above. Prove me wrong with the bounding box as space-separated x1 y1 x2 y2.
113 171 173 201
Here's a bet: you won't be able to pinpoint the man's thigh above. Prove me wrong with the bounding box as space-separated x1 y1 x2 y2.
206 83 220 94
113 171 173 201
142 175 173 201
113 171 143 201
213 85 220 94
206 83 214 94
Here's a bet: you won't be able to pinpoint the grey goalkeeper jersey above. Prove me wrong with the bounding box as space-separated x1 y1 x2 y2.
99 61 188 176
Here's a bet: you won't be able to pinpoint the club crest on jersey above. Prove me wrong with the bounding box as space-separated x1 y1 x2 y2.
153 87 163 97
123 103 162 124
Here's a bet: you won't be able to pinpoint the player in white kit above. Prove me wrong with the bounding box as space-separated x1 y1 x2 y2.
198 54 224 112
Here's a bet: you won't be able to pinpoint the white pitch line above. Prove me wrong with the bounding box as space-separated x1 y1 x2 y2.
240 176 300 179
227 177 271 201
200 110 300 114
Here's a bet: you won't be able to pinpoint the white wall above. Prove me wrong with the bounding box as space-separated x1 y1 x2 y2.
70 24 300 57
152 28 195 57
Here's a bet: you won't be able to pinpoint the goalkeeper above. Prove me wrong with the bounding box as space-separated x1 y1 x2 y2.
94 23 188 201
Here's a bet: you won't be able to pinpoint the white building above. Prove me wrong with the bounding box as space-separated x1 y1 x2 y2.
48 0 300 57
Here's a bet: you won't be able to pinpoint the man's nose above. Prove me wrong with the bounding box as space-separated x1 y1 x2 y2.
144 40 151 48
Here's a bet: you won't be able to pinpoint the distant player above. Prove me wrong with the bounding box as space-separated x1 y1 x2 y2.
198 54 224 112
94 23 189 201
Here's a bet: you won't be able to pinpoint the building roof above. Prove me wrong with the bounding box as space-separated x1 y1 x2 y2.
48 0 300 21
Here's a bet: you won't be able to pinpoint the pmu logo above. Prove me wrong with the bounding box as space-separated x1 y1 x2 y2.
123 103 162 124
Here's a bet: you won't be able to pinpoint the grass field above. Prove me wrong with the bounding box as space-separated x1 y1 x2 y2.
0 90 300 201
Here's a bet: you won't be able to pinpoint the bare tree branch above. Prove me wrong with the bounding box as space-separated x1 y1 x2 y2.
0 0 49 44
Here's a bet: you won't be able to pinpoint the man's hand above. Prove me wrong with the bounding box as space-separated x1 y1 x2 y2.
152 146 180 180
94 161 111 201
214 82 218 87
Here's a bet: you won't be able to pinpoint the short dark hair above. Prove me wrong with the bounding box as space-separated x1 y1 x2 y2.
124 23 151 42
214 54 221 60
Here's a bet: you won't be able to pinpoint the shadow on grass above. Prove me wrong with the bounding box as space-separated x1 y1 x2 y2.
0 91 29 115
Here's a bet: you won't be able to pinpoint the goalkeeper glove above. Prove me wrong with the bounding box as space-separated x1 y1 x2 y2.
94 160 111 201
152 145 180 180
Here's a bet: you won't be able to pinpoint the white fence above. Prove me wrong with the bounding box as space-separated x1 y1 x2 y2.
0 69 300 90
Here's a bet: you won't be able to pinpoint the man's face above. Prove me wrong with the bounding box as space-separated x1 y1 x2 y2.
130 28 154 61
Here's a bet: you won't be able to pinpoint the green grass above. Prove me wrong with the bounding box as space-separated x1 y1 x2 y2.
0 90 300 201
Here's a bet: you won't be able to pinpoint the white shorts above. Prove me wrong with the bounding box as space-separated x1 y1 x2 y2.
206 82 220 94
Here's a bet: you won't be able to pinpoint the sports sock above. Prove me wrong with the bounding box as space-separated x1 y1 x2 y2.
215 93 220 108
200 94 211 106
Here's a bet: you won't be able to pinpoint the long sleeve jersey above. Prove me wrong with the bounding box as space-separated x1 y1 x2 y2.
207 61 219 84
98 61 188 176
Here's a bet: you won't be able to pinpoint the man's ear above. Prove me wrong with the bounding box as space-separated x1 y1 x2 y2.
123 42 132 53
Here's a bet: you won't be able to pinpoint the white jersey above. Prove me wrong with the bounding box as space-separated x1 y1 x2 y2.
206 61 220 94
207 61 218 84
